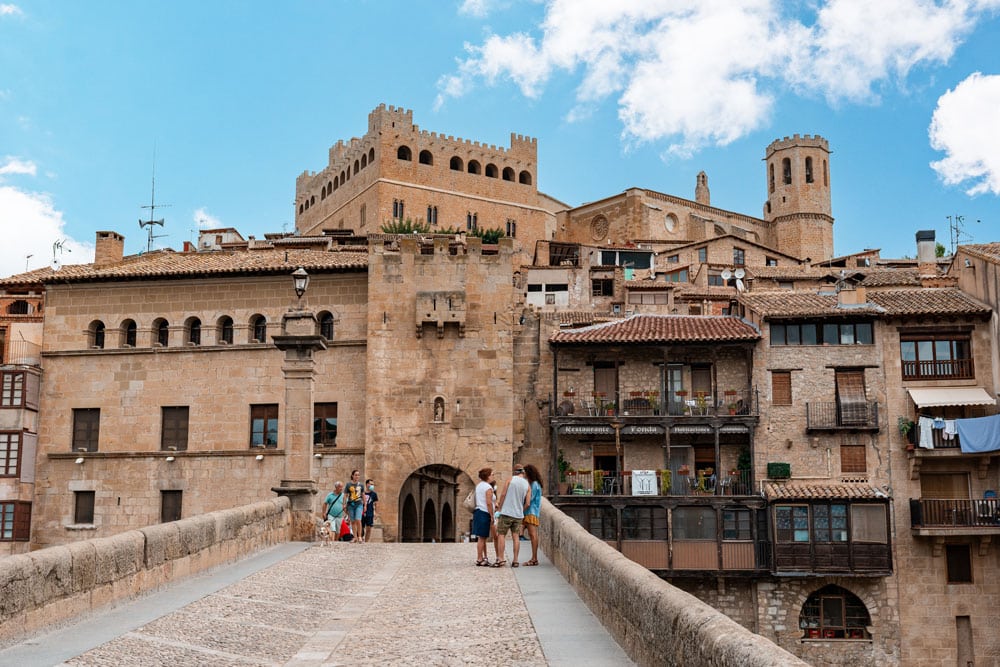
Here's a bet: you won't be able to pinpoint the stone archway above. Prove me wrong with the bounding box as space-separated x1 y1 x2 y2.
398 464 465 543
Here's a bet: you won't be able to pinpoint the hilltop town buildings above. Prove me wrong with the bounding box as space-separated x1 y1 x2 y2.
2 104 999 665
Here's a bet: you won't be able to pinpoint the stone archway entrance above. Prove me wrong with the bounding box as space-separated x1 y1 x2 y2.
398 464 463 543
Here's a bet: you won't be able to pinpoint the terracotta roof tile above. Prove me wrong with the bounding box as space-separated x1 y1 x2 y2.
747 266 832 280
858 268 922 287
763 482 889 500
549 314 759 344
542 311 616 326
1 248 368 286
961 243 1000 265
625 279 673 290
739 287 989 318
866 288 990 317
674 285 737 299
738 291 872 317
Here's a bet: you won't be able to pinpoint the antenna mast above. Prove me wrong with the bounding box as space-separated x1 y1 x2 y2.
139 149 171 253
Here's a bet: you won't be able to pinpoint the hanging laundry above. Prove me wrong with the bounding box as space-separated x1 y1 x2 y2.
943 420 957 441
918 416 935 449
956 414 1000 453
932 417 945 430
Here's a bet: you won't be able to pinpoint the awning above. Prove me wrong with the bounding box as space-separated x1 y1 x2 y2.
906 387 996 408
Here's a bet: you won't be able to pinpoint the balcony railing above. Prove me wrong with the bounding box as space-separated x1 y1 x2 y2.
806 401 879 430
561 469 754 497
901 358 973 381
556 388 758 419
1 339 41 367
910 498 1000 528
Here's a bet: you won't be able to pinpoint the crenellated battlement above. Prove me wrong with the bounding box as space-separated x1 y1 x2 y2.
766 134 829 157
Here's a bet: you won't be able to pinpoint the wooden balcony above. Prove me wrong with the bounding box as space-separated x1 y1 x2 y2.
554 388 759 420
561 470 754 498
805 401 879 431
902 358 974 381
909 498 1000 537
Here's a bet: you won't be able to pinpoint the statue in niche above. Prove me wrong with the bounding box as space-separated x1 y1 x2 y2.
433 397 445 422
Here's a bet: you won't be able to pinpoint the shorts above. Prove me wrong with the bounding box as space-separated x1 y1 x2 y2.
496 514 523 537
348 503 363 521
362 512 375 527
523 513 539 526
472 509 492 538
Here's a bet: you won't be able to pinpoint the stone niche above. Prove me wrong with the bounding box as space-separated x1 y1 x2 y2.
415 290 466 338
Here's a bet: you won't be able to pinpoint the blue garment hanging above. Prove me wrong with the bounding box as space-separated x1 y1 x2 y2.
956 414 1000 453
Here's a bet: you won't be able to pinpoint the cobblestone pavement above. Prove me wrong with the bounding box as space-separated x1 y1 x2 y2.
63 543 548 667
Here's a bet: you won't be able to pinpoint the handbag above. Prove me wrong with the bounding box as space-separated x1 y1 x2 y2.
463 490 477 511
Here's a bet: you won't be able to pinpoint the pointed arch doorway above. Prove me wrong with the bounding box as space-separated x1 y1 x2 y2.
398 464 465 543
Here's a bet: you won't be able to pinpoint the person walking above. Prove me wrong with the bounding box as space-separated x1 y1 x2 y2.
322 481 348 540
522 463 543 566
494 464 530 567
362 478 379 543
345 469 365 542
472 468 496 566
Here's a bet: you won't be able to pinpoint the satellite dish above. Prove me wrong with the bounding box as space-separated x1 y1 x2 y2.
734 268 745 279
735 278 745 292
51 258 61 271
721 269 733 281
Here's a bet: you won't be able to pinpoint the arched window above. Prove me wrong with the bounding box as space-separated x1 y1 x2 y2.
345 168 350 182
299 203 304 214
153 318 169 347
90 321 105 349
321 186 326 200
361 154 367 168
502 167 515 181
304 200 309 211
805 157 814 183
769 164 775 193
121 319 137 348
485 163 498 178
518 170 532 185
332 179 338 192
353 160 359 175
319 312 334 340
7 300 29 315
397 145 412 161
186 317 201 345
250 315 267 343
369 147 375 163
418 150 433 165
782 158 792 185
218 316 234 345
799 585 871 639
450 156 463 171
340 171 346 186
310 195 315 205
467 160 481 175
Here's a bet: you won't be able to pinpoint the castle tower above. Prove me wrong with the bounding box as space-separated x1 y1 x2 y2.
763 135 833 262
695 171 710 206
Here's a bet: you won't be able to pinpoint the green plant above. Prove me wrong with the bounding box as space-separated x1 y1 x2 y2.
380 218 432 234
897 417 914 436
659 469 671 493
737 445 751 472
557 449 572 482
767 462 791 479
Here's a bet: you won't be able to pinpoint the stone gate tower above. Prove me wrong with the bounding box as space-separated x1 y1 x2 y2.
763 134 833 262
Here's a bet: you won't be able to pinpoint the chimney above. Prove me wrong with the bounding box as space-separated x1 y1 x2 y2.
916 230 936 263
94 231 124 267
695 171 710 206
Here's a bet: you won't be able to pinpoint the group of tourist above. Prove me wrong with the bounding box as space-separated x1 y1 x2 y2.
321 469 379 542
472 463 543 567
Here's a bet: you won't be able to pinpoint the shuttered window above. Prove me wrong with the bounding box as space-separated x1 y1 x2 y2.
772 371 792 405
840 443 867 473
836 370 868 425
920 473 970 499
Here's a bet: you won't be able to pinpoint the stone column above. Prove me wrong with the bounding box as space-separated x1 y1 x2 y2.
272 310 327 541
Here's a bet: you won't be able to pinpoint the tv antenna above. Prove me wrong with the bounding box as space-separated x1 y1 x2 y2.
51 240 71 271
946 214 979 256
139 150 170 253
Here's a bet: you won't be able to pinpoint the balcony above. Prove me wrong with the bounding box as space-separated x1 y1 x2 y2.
902 358 973 381
805 401 879 431
561 469 754 497
0 339 41 367
909 498 1000 537
555 388 759 420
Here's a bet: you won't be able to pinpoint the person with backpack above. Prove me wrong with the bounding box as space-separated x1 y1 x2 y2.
322 481 352 542
345 469 365 543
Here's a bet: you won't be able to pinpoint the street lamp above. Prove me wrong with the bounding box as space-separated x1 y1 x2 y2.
292 267 309 302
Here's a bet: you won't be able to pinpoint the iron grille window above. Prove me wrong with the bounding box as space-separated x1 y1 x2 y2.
1 372 25 407
799 585 871 639
72 408 100 452
74 491 95 524
313 402 338 447
161 407 189 451
0 431 20 476
250 404 279 448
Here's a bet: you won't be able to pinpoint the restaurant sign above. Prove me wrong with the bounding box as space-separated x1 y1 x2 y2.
559 425 614 435
622 425 665 436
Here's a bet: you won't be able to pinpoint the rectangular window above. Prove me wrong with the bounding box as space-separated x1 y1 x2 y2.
74 491 95 524
0 501 30 541
161 407 189 451
313 402 338 447
628 292 669 305
946 544 973 583
836 370 869 426
1 371 25 407
733 247 745 266
622 506 667 540
812 503 848 542
667 254 679 263
778 280 794 290
72 408 100 452
161 490 182 523
665 269 688 282
360 204 366 226
672 507 717 540
771 321 873 346
722 509 752 540
707 271 724 286
775 505 810 542
765 257 778 267
772 371 792 405
840 441 867 473
0 431 21 476
851 504 888 543
697 247 707 263
592 279 614 297
250 404 279 448
900 333 973 380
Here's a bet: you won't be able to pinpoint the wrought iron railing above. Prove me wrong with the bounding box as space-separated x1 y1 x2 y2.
806 401 879 429
561 469 754 497
1 339 41 366
556 388 758 418
910 498 1000 527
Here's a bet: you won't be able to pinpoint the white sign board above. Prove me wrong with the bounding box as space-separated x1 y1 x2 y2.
631 469 657 496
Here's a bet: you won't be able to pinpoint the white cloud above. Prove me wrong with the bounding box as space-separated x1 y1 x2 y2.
441 0 1000 154
0 186 93 279
193 207 222 229
0 4 23 17
929 72 1000 196
0 156 37 176
458 0 493 18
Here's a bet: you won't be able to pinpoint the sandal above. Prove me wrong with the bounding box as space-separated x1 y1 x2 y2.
511 562 519 568
476 559 489 566
524 560 538 566
491 560 507 568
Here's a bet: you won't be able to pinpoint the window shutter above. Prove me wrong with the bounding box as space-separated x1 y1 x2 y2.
772 371 792 405
836 371 867 425
840 444 867 473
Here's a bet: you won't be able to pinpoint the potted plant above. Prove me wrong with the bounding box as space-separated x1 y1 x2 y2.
677 464 690 476
695 392 708 414
557 449 573 492
658 469 671 494
898 416 916 446
675 389 688 398
563 389 576 398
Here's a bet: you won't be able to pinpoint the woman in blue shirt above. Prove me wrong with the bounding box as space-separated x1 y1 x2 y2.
522 464 543 566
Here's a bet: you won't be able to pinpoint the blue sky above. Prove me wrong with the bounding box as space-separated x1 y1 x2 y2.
1 1 999 278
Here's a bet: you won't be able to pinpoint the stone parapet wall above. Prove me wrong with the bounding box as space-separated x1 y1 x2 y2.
0 497 290 647
538 498 808 667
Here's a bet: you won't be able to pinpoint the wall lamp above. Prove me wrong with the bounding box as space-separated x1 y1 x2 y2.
314 452 323 459
75 457 84 465
165 456 175 462
255 454 264 461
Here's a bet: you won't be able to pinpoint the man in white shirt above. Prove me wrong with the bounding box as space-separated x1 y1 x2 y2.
494 464 531 567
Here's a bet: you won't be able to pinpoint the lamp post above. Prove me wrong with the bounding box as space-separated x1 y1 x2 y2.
271 266 326 540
